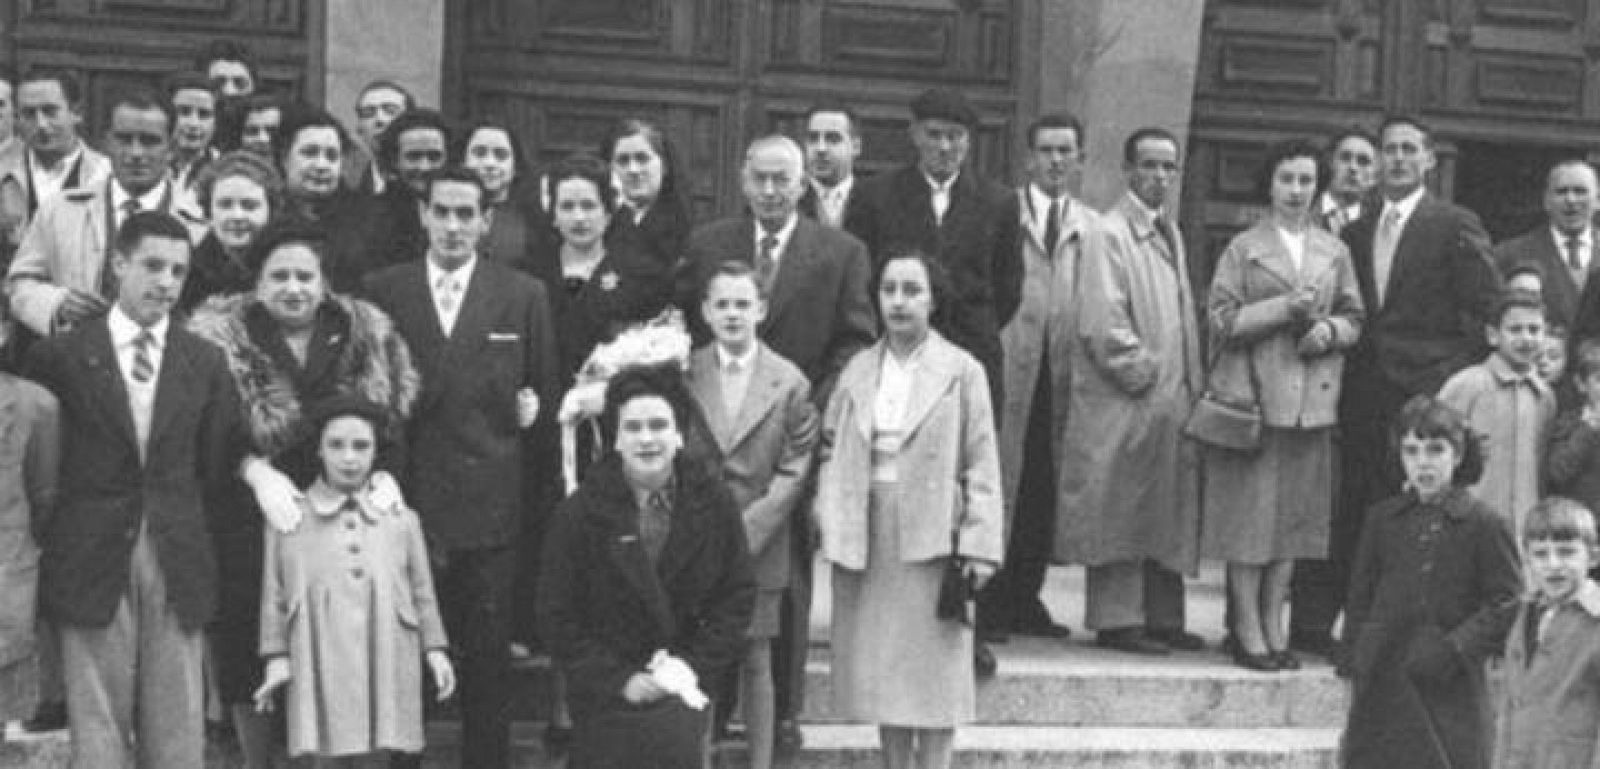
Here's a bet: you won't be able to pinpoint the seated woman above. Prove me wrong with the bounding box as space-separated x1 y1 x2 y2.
538 365 755 769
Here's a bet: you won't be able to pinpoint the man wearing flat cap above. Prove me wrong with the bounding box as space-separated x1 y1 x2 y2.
845 88 1021 427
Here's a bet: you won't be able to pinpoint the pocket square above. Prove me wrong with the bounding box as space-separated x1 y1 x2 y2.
488 332 521 342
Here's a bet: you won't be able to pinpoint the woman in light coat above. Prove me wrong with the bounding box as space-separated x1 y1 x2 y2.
1202 139 1363 670
815 251 1003 769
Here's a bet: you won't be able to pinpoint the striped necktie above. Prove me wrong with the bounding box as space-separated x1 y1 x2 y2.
131 329 155 384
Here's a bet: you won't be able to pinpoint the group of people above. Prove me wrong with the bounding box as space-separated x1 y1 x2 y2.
2 34 1600 769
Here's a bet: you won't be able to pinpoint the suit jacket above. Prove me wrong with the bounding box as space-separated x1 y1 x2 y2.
677 215 875 405
1341 193 1498 399
528 236 671 385
1495 225 1591 331
22 315 243 630
814 332 1004 571
685 343 817 590
364 258 559 549
0 141 111 259
6 179 193 336
798 179 863 230
1495 580 1600 769
607 194 692 270
844 164 1022 373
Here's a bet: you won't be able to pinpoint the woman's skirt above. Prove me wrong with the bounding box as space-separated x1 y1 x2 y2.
1201 426 1333 564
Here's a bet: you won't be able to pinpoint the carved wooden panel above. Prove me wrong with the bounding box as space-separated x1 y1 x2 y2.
1218 35 1334 94
1477 0 1582 27
764 0 1015 82
1474 54 1584 109
464 0 734 63
18 0 305 33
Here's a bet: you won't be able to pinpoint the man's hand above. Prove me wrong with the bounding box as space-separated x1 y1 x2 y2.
427 649 457 701
252 657 291 712
54 289 110 327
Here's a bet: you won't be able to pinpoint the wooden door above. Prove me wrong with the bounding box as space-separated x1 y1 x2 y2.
2 0 317 136
447 0 1033 222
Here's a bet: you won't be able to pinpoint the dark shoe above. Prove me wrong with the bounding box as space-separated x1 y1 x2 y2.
22 701 66 734
974 642 998 678
1230 644 1280 672
1149 628 1206 651
1095 628 1170 656
1272 650 1302 670
1012 619 1072 639
543 724 574 757
1289 629 1339 658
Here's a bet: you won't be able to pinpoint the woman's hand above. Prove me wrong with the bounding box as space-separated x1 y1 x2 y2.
964 560 998 592
426 649 457 701
241 456 303 532
621 671 669 704
1285 286 1317 320
252 657 291 713
1296 321 1334 358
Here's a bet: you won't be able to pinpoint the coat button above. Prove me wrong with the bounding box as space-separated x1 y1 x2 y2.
351 568 365 579
348 543 361 555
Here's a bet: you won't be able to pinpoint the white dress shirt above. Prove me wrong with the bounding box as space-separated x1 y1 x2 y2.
1553 226 1593 278
871 339 927 480
810 176 854 229
925 172 960 225
110 179 170 230
753 214 799 266
1374 186 1425 307
108 305 167 455
28 144 86 204
715 342 757 423
427 256 477 337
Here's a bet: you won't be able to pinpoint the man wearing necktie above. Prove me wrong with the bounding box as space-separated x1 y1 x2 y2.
1056 126 1205 656
1314 129 1378 237
978 114 1096 644
365 167 558 769
799 102 862 230
1532 161 1600 336
0 70 111 269
8 90 182 338
1293 115 1498 659
22 212 244 769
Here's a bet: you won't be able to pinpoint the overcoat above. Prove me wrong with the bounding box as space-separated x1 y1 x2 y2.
814 332 1004 571
0 374 58 676
1341 489 1521 769
1494 225 1593 331
1054 193 1202 572
537 455 755 767
685 343 817 591
996 189 1098 533
260 482 448 757
1495 579 1600 769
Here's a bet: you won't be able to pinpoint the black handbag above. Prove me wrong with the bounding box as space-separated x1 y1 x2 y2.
1183 281 1265 453
937 527 975 625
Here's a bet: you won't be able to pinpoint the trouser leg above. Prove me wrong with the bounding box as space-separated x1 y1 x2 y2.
1084 561 1144 631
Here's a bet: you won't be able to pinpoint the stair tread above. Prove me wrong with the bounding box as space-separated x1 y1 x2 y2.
790 724 1343 752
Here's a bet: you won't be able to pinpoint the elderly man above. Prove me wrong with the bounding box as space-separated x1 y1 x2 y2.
344 80 413 195
1317 129 1378 236
799 102 864 230
1057 127 1204 656
1512 159 1599 333
978 114 1098 643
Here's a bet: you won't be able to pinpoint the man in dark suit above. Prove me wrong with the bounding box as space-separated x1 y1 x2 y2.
1291 115 1499 657
844 87 1022 418
25 211 242 769
798 101 863 230
366 167 558 769
1507 159 1598 333
677 134 874 751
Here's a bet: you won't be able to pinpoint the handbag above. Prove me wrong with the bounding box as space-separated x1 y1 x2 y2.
936 533 975 625
1183 293 1264 454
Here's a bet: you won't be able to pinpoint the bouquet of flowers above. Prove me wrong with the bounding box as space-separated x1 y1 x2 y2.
558 308 692 492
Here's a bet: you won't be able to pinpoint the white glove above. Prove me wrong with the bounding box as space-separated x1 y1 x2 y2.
647 650 708 710
241 456 304 533
517 387 541 429
368 470 405 511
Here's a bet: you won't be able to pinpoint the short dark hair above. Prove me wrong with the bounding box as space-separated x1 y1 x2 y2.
1523 497 1599 546
602 364 695 444
1547 158 1598 190
599 117 683 202
246 221 327 282
422 166 488 210
114 211 191 258
163 71 215 102
872 247 953 329
106 90 173 134
802 101 858 135
378 108 453 171
1503 261 1546 287
1254 138 1329 203
704 259 767 301
546 152 615 214
1378 114 1434 148
272 103 348 170
20 67 83 106
1390 395 1485 487
1325 127 1378 158
1028 113 1084 149
194 39 257 80
1488 288 1547 328
459 120 532 194
1122 126 1179 165
306 393 394 468
357 79 414 111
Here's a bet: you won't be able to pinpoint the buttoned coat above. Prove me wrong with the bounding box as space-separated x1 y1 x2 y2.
1495 226 1592 331
814 332 1004 571
1495 580 1600 769
1438 357 1555 536
0 141 109 257
1054 193 1203 572
0 373 58 673
677 215 875 405
1205 221 1364 429
536 455 755 727
1342 489 1521 769
685 343 817 590
260 485 448 756
22 316 244 630
364 258 559 550
996 190 1098 532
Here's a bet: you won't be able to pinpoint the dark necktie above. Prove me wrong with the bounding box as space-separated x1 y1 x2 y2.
1154 215 1177 258
1567 236 1585 275
131 329 155 384
1044 199 1061 254
1524 601 1547 664
756 233 779 292
640 490 671 567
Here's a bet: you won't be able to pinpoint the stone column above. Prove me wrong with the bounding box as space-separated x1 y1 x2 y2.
321 0 445 131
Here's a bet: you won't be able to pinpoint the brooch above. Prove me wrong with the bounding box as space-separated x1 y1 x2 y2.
599 271 620 291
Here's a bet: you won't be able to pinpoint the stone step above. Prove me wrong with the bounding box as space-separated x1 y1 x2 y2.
717 724 1341 769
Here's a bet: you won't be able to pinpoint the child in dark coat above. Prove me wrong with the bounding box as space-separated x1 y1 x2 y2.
1341 395 1523 769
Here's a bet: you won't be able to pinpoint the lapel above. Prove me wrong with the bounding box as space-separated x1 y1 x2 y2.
940 172 982 237
146 325 195 454
840 342 884 443
1344 212 1380 311
446 260 497 350
895 335 959 444
1019 187 1047 253
1300 228 1339 286
765 218 817 329
80 319 139 454
594 483 679 638
391 263 448 408
1383 193 1434 301
0 377 16 445
687 346 733 447
725 346 786 452
1119 194 1180 270
894 168 938 233
653 471 712 591
1246 226 1302 289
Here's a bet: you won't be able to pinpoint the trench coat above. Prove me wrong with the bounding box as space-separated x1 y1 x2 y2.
259 481 448 757
996 190 1099 534
1054 193 1203 572
1494 579 1600 769
1341 488 1521 769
